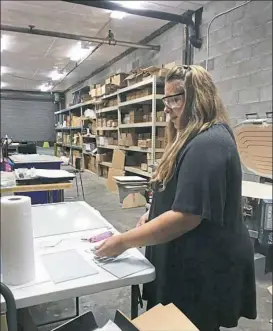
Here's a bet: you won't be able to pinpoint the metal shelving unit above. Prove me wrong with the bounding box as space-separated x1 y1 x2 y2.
55 75 166 177
55 100 96 169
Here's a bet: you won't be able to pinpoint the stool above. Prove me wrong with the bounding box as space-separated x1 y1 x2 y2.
61 164 85 201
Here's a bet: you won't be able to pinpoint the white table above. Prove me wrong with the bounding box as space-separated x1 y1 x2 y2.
1 201 155 330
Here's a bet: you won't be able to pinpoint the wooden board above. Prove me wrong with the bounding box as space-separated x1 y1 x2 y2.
0 182 72 194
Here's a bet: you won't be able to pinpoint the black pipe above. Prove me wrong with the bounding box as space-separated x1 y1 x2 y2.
62 0 202 48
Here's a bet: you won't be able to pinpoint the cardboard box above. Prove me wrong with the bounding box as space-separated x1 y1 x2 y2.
89 88 97 98
112 150 125 170
141 163 148 171
107 168 125 192
52 303 198 331
106 73 128 87
101 84 117 96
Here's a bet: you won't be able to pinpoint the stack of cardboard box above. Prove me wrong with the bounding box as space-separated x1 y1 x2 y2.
138 133 152 149
125 87 152 101
156 111 166 122
105 73 128 87
119 132 137 147
96 152 112 163
71 116 82 127
97 117 118 129
156 127 167 149
86 155 97 173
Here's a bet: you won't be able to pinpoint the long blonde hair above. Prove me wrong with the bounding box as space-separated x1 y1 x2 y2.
152 65 229 187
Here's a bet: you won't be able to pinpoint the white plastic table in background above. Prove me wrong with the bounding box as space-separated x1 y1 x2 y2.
1 201 155 330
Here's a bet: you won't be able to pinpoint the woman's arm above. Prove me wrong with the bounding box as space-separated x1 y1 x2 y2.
95 210 201 257
122 210 201 248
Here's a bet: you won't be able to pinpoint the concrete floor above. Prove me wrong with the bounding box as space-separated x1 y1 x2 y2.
33 148 272 330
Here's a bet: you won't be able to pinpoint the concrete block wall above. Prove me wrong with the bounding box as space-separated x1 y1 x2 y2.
65 23 185 104
194 0 272 127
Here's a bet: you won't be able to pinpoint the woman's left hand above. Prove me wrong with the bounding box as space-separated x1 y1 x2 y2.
95 234 128 258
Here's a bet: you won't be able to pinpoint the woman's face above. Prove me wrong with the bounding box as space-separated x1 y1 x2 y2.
163 81 185 129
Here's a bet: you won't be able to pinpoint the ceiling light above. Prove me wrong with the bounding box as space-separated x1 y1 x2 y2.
110 11 127 19
49 69 66 81
39 82 53 92
1 35 9 52
1 66 8 75
112 1 143 9
67 41 95 62
1 82 8 88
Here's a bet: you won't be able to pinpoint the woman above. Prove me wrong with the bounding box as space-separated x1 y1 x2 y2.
96 65 257 330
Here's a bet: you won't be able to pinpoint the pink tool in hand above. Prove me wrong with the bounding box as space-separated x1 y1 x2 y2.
81 231 114 243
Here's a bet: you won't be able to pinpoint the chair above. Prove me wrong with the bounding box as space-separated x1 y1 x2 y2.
0 283 17 331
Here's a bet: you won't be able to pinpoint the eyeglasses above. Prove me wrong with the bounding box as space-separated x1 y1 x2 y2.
162 92 184 109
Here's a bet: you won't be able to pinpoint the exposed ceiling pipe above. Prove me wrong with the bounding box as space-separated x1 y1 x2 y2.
62 0 202 48
52 43 103 90
0 24 160 51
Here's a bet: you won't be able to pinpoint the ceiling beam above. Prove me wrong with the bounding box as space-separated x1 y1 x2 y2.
0 24 160 51
62 0 194 24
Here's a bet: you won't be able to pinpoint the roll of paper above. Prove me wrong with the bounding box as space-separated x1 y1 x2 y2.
1 196 35 286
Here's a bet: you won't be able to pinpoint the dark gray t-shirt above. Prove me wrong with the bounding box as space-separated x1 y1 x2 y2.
143 123 256 330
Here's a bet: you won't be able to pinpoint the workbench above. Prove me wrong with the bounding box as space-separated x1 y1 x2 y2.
3 155 68 204
0 201 155 330
7 154 63 170
0 182 72 203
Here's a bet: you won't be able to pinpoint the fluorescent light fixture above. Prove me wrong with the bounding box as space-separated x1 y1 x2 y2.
110 11 127 19
39 82 53 92
112 1 143 9
49 69 66 81
67 41 95 62
1 35 9 52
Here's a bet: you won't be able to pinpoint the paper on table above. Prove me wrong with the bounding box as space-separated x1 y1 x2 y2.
41 250 98 283
94 252 152 279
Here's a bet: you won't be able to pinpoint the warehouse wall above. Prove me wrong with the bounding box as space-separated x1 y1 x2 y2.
194 0 272 181
194 0 272 126
65 23 185 104
0 90 57 143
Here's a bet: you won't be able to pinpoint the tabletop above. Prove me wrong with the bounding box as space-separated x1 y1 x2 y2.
242 180 272 200
1 201 155 310
9 154 62 164
0 182 72 194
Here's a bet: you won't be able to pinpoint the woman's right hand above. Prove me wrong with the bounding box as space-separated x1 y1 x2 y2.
136 210 149 227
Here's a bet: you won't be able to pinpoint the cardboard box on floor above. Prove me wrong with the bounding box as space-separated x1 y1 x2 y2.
107 149 125 193
52 303 199 331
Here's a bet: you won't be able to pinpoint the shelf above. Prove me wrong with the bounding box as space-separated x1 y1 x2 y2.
83 151 96 155
120 122 167 129
55 126 82 131
97 145 118 150
96 127 118 131
125 166 152 178
97 105 118 114
101 91 119 100
71 145 82 150
120 146 165 153
120 146 152 153
119 94 164 107
99 162 112 168
118 76 164 94
55 99 97 115
82 134 96 138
